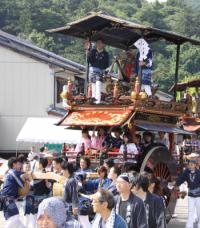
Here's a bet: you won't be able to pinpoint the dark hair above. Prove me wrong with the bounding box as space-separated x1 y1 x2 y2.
121 161 135 173
135 174 149 192
96 38 105 43
18 154 26 163
112 165 121 177
98 166 107 178
61 161 74 175
130 171 139 188
148 174 162 196
135 134 141 141
112 127 122 134
104 158 114 169
82 129 90 138
39 158 48 169
97 127 106 137
40 147 45 152
53 157 63 164
143 132 154 143
97 189 115 210
80 156 91 169
8 157 19 169
123 132 133 144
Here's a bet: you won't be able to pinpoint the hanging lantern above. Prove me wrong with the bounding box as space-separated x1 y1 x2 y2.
139 91 148 100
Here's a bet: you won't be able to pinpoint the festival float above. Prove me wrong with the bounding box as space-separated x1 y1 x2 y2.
46 12 200 221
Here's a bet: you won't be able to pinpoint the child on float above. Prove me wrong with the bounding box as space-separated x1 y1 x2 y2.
91 127 107 151
119 132 138 161
75 129 92 154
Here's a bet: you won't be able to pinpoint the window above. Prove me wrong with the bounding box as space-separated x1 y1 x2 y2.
56 76 85 103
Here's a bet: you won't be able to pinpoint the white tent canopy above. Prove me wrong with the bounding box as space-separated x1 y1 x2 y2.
16 117 81 144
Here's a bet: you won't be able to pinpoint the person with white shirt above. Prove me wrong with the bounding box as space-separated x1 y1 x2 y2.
119 133 138 161
92 189 127 228
157 132 169 149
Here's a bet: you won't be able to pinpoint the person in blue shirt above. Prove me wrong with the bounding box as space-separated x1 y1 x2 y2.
85 38 109 104
135 47 153 97
1 157 28 228
2 157 24 198
84 166 111 193
92 189 127 228
61 161 79 217
24 158 51 228
106 165 121 196
134 174 166 228
176 159 200 228
76 156 93 174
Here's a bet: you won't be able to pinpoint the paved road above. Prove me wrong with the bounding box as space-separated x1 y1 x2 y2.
168 197 187 228
0 197 189 228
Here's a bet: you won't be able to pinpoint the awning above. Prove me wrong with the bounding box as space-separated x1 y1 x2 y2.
16 117 81 144
58 110 132 127
136 122 193 135
48 12 200 49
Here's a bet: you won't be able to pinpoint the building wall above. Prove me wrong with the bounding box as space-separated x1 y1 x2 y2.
0 46 54 151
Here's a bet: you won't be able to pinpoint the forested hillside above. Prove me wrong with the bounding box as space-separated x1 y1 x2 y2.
0 0 199 91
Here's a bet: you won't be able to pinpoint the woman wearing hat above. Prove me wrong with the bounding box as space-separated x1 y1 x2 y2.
37 197 81 228
176 158 200 228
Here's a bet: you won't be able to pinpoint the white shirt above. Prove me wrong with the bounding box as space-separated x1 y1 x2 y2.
119 143 138 154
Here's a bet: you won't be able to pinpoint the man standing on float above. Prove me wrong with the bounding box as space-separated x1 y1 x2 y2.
85 38 109 104
135 38 153 97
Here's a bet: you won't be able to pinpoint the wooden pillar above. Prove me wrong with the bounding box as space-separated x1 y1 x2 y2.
174 44 180 101
129 122 136 143
169 132 174 154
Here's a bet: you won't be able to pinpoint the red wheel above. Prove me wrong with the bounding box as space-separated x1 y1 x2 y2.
153 162 171 181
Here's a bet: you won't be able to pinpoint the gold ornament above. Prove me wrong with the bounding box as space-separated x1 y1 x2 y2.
131 91 137 100
60 91 71 100
139 91 148 100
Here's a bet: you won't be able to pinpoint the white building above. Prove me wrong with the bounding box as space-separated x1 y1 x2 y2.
0 30 85 153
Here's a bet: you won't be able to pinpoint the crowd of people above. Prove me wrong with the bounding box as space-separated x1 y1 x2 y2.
0 144 168 228
1 128 200 228
74 127 169 166
181 135 200 155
